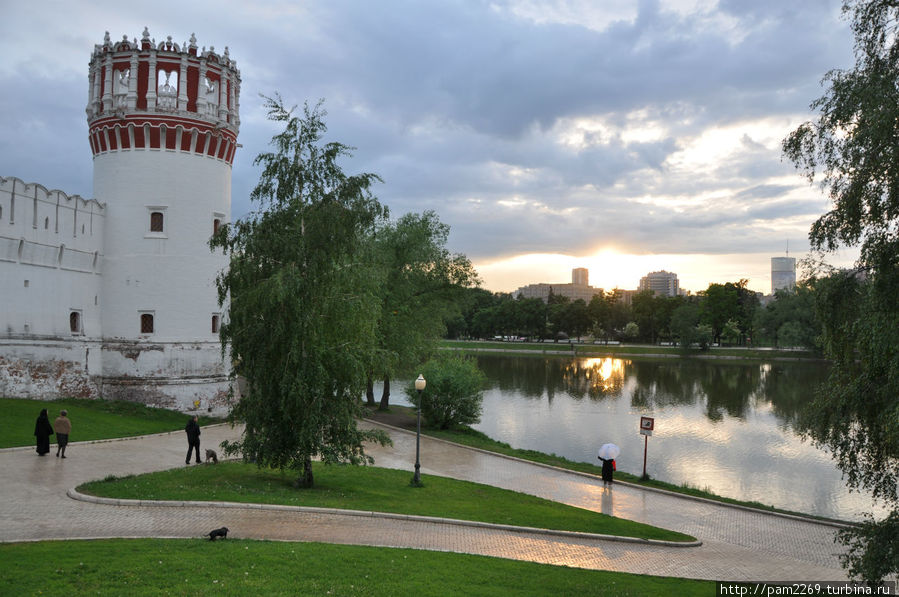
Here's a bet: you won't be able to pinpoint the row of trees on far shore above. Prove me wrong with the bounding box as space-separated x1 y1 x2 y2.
445 279 821 351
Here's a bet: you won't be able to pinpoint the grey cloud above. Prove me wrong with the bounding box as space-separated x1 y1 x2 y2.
0 72 92 197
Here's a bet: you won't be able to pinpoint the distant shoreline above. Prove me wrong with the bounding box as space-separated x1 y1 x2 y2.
440 340 825 362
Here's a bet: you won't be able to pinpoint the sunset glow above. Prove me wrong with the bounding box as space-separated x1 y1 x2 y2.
474 247 860 296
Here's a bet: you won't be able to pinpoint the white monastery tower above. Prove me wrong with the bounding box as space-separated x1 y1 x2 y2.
0 29 240 412
88 29 240 407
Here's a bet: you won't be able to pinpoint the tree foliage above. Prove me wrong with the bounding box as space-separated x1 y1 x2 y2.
370 211 478 409
700 284 738 344
753 284 820 350
406 354 486 430
588 289 631 342
783 0 899 582
445 287 497 339
670 302 699 349
212 97 390 487
631 291 672 344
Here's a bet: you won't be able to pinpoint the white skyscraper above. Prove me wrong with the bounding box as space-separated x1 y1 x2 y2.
771 257 796 294
639 270 680 297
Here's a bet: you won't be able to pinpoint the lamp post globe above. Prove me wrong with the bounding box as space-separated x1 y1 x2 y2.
413 374 426 486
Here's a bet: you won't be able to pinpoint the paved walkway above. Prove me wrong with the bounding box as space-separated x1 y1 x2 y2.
0 421 850 581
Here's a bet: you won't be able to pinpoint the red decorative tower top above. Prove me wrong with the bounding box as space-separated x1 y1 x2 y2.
86 29 241 165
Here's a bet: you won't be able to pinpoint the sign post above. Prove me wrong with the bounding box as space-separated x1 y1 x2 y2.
639 416 654 479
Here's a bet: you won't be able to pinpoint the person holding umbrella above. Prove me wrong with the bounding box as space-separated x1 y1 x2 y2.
597 443 619 487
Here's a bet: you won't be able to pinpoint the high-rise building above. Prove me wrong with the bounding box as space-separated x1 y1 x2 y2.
638 270 680 297
515 268 601 303
571 267 588 286
771 257 796 294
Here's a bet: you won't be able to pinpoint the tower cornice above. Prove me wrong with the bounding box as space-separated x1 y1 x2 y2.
86 29 240 165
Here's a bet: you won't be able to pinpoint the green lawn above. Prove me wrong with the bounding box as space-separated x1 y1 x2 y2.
79 461 695 542
0 539 713 596
1 397 223 449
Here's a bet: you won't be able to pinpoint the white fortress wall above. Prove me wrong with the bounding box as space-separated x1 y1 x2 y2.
0 177 105 398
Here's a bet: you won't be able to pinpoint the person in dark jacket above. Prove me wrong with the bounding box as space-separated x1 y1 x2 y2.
598 455 614 486
34 409 54 456
185 415 201 465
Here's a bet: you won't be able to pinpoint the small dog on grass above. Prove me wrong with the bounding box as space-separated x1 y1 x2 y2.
207 527 229 541
205 449 218 464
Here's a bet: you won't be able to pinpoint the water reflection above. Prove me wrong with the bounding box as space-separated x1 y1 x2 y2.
479 356 819 429
471 354 880 522
563 357 627 398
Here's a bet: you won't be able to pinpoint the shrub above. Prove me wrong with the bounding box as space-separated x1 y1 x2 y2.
406 355 486 430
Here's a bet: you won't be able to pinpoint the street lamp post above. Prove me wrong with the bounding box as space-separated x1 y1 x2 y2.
412 374 426 486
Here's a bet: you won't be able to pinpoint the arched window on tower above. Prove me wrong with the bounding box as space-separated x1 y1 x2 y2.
70 311 82 335
146 206 167 239
114 69 130 109
211 314 220 334
204 77 218 117
140 312 155 334
157 70 178 111
150 211 164 232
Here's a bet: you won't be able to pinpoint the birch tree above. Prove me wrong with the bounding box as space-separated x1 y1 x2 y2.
212 97 390 487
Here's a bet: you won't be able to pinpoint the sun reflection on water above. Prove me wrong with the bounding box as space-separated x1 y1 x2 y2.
562 357 629 396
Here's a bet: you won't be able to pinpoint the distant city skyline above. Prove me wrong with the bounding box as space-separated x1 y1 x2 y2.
477 247 858 296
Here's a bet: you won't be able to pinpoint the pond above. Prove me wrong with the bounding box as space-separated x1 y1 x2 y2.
387 354 881 522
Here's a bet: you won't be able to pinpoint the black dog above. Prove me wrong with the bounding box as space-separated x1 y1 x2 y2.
205 449 218 464
207 527 229 541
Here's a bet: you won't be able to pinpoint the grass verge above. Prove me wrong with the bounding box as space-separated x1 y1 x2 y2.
0 397 223 449
364 404 844 524
0 539 713 596
78 461 695 542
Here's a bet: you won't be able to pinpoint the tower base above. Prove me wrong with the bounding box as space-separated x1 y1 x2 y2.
0 337 235 415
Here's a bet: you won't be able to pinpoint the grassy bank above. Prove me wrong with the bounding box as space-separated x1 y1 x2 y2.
441 339 821 361
0 539 713 596
364 404 842 523
0 397 223 449
78 461 694 542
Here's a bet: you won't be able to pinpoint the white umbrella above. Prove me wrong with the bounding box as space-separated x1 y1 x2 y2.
597 443 620 460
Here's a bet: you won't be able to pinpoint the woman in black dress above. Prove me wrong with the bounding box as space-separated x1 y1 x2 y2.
34 408 54 456
598 455 614 486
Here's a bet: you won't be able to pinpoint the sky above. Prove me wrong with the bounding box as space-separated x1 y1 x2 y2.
0 0 862 294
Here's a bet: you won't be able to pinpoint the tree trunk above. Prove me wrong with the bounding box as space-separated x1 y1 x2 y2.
366 375 375 406
378 375 390 411
296 456 314 488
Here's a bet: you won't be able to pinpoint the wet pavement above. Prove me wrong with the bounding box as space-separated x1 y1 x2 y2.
0 420 850 581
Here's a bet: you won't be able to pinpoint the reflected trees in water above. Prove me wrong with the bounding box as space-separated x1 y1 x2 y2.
475 355 826 426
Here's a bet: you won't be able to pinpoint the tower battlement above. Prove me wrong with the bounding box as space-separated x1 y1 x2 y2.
86 28 241 164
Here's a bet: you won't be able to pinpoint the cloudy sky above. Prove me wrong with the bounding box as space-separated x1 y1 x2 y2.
1 0 861 294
